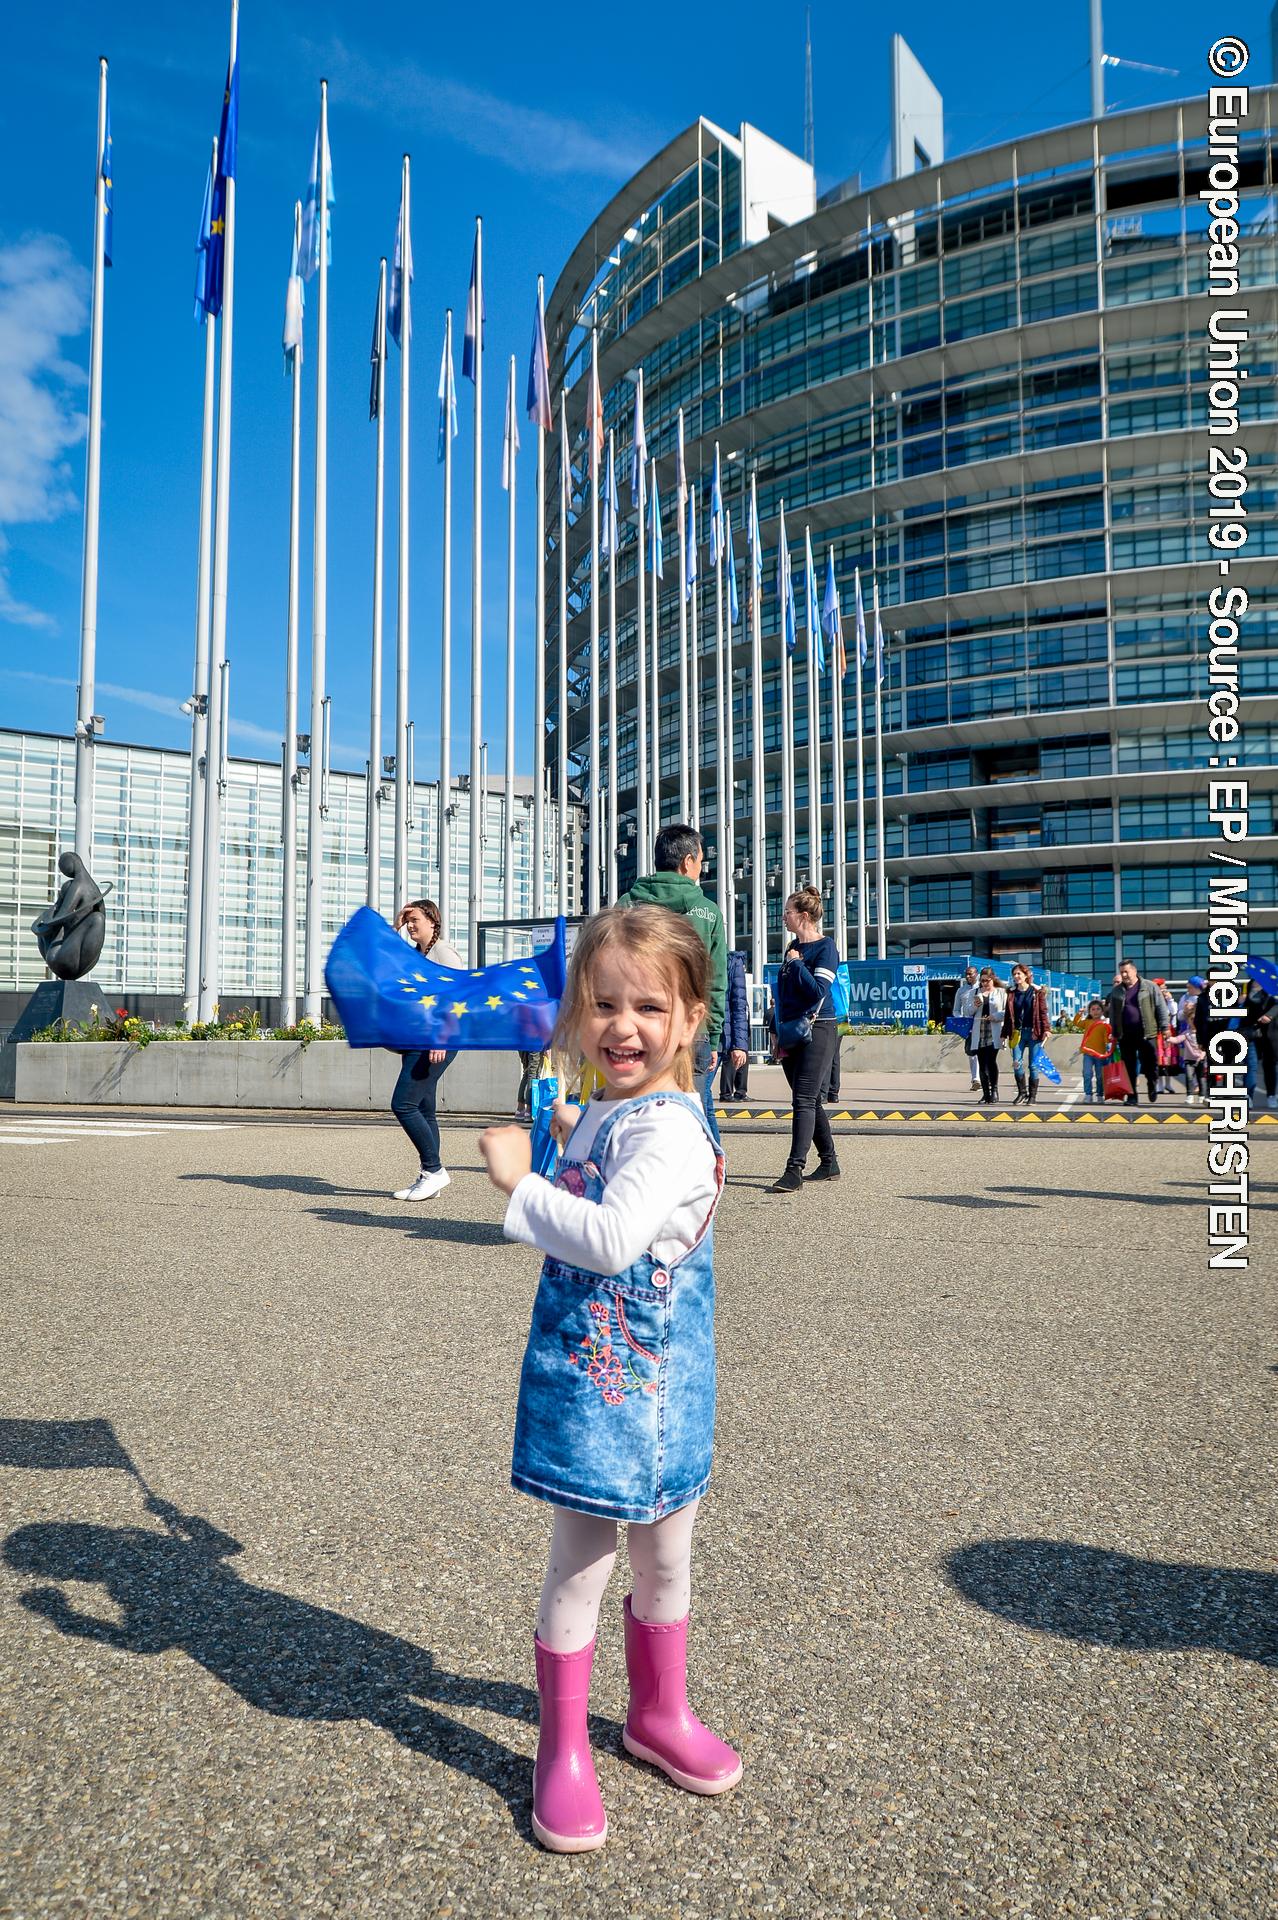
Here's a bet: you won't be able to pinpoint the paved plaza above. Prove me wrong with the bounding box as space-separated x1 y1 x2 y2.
1 1108 1274 1918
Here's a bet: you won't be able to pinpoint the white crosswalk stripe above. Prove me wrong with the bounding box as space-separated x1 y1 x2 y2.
0 1115 237 1146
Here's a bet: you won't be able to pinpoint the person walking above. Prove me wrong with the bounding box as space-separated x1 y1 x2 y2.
1079 996 1109 1106
767 887 842 1193
1241 975 1278 1108
718 950 751 1103
389 899 462 1201
618 825 727 1146
952 964 982 1096
1108 958 1168 1106
971 966 1008 1104
1002 961 1051 1105
478 906 740 1853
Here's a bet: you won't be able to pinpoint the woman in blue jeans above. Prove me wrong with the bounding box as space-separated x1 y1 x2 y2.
390 900 462 1202
1001 961 1051 1106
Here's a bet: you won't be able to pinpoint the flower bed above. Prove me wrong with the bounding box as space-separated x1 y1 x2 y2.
32 1003 344 1047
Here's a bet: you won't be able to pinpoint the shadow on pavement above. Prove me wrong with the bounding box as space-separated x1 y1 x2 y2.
909 1195 1040 1210
946 1538 1278 1667
1004 1186 1278 1212
181 1172 386 1199
3 1510 569 1836
310 1205 509 1246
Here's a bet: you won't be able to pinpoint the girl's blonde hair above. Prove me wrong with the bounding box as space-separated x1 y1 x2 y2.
552 905 710 1094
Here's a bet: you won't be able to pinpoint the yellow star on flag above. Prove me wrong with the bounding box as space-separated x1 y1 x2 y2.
451 1001 468 1016
420 994 436 1009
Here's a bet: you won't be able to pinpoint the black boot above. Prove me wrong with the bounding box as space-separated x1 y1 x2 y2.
1027 1075 1039 1106
769 1166 803 1194
808 1157 841 1182
1012 1074 1028 1106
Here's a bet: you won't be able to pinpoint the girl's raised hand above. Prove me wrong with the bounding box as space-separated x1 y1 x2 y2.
479 1124 533 1195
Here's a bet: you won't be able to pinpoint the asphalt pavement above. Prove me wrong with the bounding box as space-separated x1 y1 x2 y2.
1 1113 1274 1918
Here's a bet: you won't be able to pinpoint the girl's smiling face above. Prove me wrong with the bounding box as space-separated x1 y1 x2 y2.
579 947 704 1099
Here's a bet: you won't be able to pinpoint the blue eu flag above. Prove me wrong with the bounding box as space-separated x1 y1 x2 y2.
100 104 114 268
326 910 568 1050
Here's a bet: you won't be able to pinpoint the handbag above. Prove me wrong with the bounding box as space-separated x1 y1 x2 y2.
1102 1055 1134 1101
529 1075 564 1178
775 1010 815 1051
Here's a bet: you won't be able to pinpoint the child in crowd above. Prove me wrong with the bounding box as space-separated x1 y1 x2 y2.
479 905 739 1854
1079 997 1110 1105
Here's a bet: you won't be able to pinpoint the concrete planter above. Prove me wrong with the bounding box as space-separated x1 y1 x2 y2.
837 1032 1082 1073
13 1041 526 1114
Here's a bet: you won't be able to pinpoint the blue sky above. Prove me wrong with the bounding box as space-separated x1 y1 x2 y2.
0 0 1267 777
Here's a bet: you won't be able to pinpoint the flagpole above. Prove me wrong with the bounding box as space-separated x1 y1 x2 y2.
301 77 329 1021
606 431 619 901
873 579 888 960
806 529 822 891
281 199 302 1024
830 557 848 961
74 55 109 873
633 384 648 878
504 354 517 956
557 390 570 914
584 329 601 914
689 499 700 830
723 507 737 951
532 277 547 917
749 474 765 982
778 505 795 912
467 215 483 961
183 138 218 1024
854 570 867 961
394 155 411 910
676 411 689 821
439 310 454 939
712 459 727 926
367 257 387 911
198 7 239 1025
648 459 661 856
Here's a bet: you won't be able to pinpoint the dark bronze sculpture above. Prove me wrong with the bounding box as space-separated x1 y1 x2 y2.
31 853 113 982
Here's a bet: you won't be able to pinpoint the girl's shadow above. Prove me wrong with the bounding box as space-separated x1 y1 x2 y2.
4 1508 613 1834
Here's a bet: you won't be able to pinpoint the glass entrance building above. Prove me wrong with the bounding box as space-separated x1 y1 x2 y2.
542 94 1278 979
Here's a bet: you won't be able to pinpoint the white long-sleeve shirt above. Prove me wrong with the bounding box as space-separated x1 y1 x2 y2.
504 1095 718 1277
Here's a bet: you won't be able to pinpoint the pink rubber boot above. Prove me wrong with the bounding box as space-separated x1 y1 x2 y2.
531 1635 608 1852
621 1594 743 1794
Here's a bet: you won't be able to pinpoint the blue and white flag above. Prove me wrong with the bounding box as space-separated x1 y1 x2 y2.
526 288 552 431
194 159 214 321
822 548 845 675
388 182 412 348
502 366 520 490
630 369 647 506
649 470 664 579
437 324 458 463
100 100 114 268
300 113 332 282
684 488 698 602
726 510 740 626
748 484 763 589
805 528 824 676
282 215 304 371
368 274 384 421
676 409 687 506
778 507 796 656
873 588 885 687
326 908 568 1051
462 232 483 383
601 439 619 558
709 445 724 569
854 566 869 669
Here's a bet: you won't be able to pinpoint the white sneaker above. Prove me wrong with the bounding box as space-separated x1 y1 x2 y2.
394 1168 450 1202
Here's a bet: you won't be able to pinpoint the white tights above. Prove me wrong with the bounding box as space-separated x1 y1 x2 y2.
536 1499 700 1653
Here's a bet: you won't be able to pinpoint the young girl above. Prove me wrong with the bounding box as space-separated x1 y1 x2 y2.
1079 997 1110 1106
479 905 740 1854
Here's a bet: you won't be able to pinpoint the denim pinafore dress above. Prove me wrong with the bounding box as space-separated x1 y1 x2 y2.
510 1090 725 1525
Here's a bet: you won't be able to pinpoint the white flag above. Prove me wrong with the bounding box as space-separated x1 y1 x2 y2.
502 368 521 491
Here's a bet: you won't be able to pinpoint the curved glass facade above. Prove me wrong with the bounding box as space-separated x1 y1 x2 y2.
543 98 1278 977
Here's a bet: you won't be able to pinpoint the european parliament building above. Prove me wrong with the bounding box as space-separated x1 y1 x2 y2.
544 66 1278 980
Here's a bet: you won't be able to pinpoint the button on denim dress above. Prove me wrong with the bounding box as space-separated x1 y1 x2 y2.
511 1090 725 1524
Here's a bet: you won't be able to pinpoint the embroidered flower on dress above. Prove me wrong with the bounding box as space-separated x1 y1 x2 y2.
570 1296 659 1405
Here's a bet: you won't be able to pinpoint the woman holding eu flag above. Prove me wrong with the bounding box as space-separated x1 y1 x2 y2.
390 900 463 1201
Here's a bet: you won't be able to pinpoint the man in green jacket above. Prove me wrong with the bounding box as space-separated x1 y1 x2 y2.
618 823 727 1142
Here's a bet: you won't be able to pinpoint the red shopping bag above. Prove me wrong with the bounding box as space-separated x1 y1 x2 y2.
1103 1056 1134 1101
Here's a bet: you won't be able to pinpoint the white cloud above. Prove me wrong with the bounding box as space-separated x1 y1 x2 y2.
0 234 90 630
311 38 653 183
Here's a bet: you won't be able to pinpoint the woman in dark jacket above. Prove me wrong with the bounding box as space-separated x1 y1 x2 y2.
768 887 842 1194
719 950 751 1101
1001 961 1051 1105
390 899 461 1201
